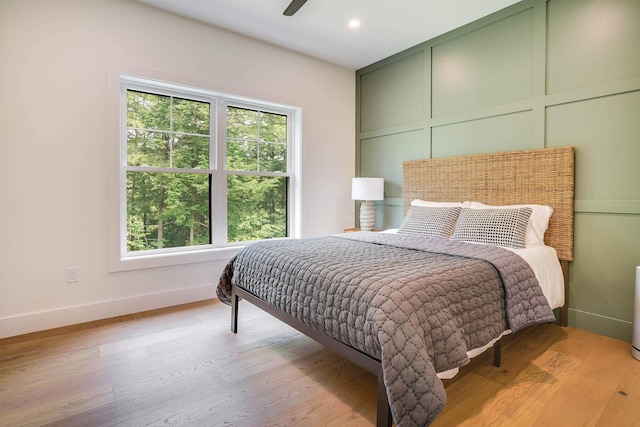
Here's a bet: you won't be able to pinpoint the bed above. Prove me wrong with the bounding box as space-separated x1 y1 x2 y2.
216 146 575 426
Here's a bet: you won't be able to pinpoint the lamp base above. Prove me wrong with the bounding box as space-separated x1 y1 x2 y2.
359 201 375 231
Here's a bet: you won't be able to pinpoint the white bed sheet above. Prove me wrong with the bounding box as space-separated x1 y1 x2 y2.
506 245 565 310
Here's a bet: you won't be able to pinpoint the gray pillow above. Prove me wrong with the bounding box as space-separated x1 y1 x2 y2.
451 207 532 249
397 206 462 238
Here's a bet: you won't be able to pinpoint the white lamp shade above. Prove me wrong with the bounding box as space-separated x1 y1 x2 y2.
352 177 384 201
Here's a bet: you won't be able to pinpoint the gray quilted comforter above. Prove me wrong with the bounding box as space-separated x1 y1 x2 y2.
216 232 555 426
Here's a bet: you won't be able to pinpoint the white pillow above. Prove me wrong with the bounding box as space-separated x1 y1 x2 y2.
467 202 553 246
411 199 467 208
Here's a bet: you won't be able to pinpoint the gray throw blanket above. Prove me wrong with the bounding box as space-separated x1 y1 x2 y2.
217 232 555 426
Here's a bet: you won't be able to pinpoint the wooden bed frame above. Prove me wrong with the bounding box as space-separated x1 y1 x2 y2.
230 146 575 427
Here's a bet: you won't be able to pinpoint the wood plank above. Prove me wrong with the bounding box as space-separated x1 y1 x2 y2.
596 361 640 427
1 384 114 426
533 327 639 426
468 349 580 425
431 372 504 426
1 300 638 427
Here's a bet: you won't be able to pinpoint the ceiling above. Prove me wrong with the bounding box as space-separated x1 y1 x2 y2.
136 0 522 70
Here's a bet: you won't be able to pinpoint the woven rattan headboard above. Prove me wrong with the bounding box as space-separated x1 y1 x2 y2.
402 147 575 261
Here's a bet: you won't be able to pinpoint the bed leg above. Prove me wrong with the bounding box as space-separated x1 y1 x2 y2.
560 260 569 327
493 340 501 367
231 288 239 334
376 372 392 427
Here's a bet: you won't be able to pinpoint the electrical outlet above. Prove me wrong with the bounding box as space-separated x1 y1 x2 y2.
66 267 79 283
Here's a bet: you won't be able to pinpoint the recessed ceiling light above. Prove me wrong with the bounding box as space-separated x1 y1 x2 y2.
348 19 361 29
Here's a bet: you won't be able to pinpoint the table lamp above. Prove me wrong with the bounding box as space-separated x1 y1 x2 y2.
352 177 384 231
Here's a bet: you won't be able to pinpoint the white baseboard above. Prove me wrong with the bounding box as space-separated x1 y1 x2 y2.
0 284 215 339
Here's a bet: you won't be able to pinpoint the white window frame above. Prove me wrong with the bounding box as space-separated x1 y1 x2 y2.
108 73 301 272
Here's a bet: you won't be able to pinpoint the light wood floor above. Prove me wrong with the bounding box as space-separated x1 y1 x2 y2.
1 299 638 426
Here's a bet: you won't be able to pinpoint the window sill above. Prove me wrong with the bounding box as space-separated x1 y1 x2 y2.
109 245 244 273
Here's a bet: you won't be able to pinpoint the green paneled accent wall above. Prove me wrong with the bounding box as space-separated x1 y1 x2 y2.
573 214 639 319
359 51 425 133
360 130 429 230
360 131 428 198
547 91 640 202
356 0 640 341
432 111 535 158
432 8 534 117
547 0 640 94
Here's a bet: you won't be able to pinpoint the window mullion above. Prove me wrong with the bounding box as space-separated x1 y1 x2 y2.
211 98 228 246
169 96 174 168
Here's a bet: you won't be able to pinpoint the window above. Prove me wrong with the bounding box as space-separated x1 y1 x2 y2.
226 107 289 243
118 75 300 266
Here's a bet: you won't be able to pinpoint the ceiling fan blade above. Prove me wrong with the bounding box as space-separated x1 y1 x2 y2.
283 0 308 16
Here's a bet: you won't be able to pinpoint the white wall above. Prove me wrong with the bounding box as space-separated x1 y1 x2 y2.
0 0 355 338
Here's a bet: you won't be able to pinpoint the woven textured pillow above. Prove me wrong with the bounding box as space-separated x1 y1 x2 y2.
468 202 552 246
397 206 462 238
451 207 533 249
